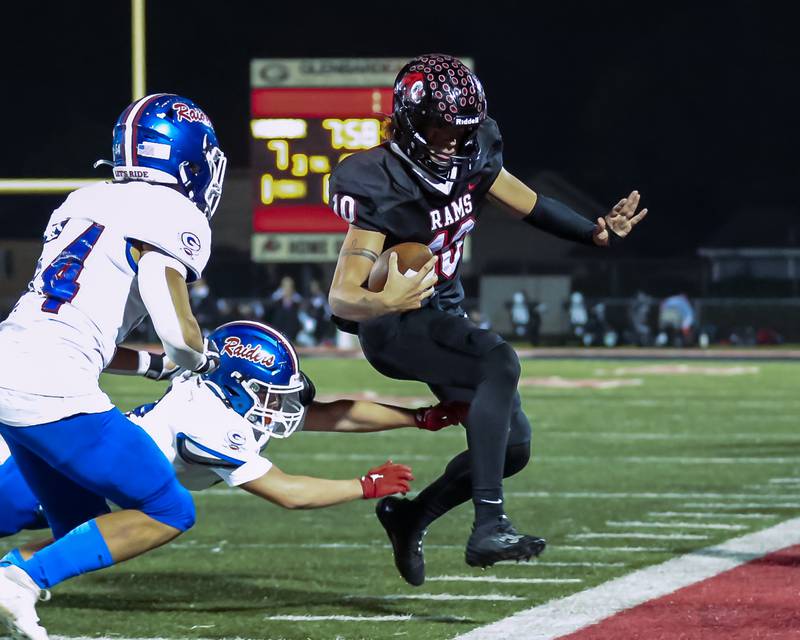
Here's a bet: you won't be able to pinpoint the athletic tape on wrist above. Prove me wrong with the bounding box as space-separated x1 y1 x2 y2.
136 351 152 376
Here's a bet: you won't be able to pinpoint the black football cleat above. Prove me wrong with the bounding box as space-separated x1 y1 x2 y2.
376 497 427 586
465 515 546 568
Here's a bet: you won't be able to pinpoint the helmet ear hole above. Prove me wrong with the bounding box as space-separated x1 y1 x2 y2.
222 383 241 400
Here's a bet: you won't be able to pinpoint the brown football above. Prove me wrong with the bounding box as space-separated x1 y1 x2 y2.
367 242 434 293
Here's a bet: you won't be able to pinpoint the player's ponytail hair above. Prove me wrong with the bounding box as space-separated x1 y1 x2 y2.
380 114 396 143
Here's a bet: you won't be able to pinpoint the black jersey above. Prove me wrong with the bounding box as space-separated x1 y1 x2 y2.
329 118 504 311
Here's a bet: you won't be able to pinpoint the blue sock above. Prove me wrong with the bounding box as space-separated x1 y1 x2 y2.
10 519 113 589
0 548 24 566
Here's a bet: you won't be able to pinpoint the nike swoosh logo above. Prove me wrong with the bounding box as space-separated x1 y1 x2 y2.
480 498 503 504
498 534 523 544
468 182 478 191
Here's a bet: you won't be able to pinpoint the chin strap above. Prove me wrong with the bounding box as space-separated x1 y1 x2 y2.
388 141 457 195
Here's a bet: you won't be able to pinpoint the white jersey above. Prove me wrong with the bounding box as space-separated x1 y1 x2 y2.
0 182 211 427
129 374 273 491
0 436 9 465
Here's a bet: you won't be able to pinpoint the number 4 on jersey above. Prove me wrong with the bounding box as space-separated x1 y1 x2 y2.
39 222 105 314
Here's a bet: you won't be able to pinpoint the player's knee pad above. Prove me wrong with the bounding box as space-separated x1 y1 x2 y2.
503 441 531 478
482 342 521 386
141 479 196 533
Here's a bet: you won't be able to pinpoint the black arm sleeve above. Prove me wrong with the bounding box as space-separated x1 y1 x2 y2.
523 195 598 246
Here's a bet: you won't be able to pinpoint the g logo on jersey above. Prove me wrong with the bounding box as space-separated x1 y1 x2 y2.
226 430 247 450
180 232 202 257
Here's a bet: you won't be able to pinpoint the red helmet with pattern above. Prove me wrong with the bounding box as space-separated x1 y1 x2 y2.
392 54 487 181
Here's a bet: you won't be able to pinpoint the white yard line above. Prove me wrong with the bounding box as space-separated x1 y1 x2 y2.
649 511 777 520
747 484 800 491
345 593 526 601
452 517 800 640
263 614 467 622
606 520 749 531
682 502 800 509
567 532 709 541
499 561 626 568
503 491 793 500
551 431 800 441
427 576 582 585
558 545 668 552
604 456 800 465
171 541 381 550
170 542 470 551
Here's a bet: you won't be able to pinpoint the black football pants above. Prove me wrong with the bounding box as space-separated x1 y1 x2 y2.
359 307 532 526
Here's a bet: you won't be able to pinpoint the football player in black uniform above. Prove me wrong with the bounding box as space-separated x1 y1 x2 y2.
327 54 648 585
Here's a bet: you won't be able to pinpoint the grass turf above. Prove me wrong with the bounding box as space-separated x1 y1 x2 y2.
4 358 800 640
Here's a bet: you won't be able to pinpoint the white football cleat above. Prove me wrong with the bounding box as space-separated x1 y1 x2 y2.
0 564 50 640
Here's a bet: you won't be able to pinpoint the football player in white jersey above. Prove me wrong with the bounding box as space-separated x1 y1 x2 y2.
0 321 464 556
0 94 227 640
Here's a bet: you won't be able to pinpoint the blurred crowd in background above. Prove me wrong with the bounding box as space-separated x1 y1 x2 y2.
121 275 785 350
510 289 784 349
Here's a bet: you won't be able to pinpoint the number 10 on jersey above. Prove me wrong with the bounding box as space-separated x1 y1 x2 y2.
429 216 475 279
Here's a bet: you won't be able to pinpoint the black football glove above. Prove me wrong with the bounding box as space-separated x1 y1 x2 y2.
192 338 220 375
141 352 181 381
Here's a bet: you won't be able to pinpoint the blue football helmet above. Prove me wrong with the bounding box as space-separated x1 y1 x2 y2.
203 321 306 438
97 93 227 218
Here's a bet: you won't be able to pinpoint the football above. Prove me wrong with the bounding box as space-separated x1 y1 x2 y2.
367 242 434 293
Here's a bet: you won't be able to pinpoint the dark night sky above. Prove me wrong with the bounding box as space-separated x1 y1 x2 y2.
1 0 798 255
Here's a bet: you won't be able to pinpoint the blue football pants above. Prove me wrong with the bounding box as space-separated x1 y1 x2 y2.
0 454 47 537
0 408 195 540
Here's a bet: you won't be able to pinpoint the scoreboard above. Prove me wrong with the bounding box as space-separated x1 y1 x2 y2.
250 58 409 262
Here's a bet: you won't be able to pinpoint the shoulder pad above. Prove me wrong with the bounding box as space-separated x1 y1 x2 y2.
329 146 415 232
479 118 503 151
176 432 248 469
470 118 503 181
123 186 211 282
63 183 211 281
330 149 392 201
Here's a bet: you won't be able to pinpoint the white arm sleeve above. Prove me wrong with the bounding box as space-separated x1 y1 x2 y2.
137 251 205 371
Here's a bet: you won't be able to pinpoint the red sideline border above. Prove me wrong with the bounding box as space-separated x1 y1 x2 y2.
453 517 800 640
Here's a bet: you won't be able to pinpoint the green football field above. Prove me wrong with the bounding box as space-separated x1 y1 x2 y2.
5 357 800 640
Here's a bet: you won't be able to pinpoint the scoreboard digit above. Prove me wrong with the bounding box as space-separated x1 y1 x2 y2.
250 58 409 262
